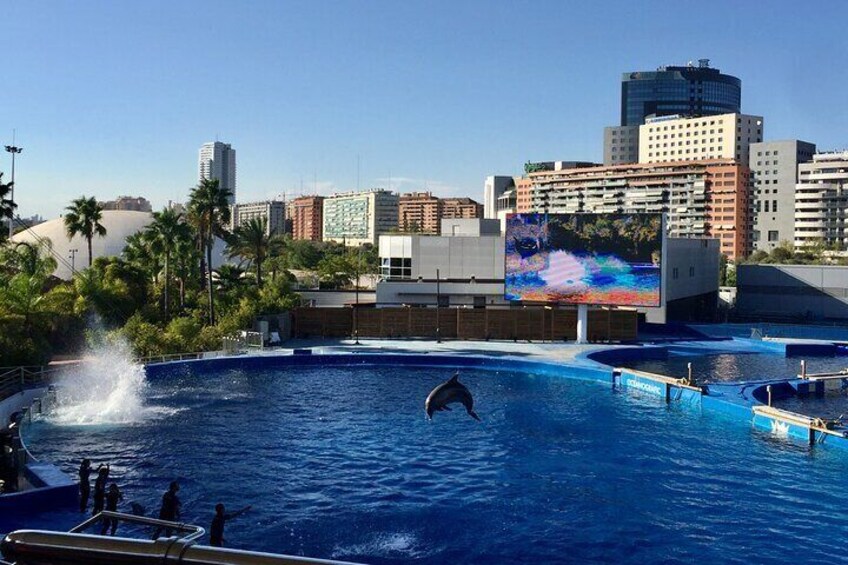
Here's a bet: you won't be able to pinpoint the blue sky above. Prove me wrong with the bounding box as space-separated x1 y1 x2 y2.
3 0 846 219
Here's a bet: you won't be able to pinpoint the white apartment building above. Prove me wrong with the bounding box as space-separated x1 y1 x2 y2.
795 151 848 250
231 200 286 235
639 113 763 165
322 189 399 246
199 141 237 204
484 176 514 219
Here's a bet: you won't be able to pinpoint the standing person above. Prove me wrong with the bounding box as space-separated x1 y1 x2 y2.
152 481 181 539
100 483 124 535
78 459 92 513
209 504 251 547
91 464 110 516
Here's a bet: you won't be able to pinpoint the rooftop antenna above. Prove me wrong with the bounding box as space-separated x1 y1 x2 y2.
313 169 317 195
357 154 360 191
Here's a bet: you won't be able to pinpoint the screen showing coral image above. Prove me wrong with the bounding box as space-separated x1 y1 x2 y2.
505 213 663 306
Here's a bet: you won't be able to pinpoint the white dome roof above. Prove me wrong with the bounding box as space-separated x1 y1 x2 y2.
11 210 230 280
11 211 154 280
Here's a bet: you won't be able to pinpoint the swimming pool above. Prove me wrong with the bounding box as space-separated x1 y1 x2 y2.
14 358 848 564
622 351 848 383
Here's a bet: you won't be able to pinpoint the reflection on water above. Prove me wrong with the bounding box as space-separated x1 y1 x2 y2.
624 353 847 383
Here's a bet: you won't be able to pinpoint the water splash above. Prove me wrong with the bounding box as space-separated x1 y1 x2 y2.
50 339 149 426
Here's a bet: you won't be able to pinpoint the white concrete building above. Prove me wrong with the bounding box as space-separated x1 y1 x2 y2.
484 176 514 220
639 113 763 165
231 200 286 235
322 189 399 246
795 151 848 250
199 141 237 204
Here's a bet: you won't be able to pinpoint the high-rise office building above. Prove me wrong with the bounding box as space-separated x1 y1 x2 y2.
749 140 816 251
639 113 763 165
198 141 237 204
322 189 399 246
621 60 741 127
795 151 848 250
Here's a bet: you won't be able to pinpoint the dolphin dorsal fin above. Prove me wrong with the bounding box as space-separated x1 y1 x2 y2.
449 372 459 383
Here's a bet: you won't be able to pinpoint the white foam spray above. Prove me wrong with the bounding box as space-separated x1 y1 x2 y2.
50 339 150 426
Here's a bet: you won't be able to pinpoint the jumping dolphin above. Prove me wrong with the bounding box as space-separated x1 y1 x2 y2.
425 373 481 421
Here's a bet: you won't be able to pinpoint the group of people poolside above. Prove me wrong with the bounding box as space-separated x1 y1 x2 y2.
78 459 250 547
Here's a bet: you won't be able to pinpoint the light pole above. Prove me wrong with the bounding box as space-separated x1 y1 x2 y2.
5 136 22 239
68 248 79 274
436 268 441 343
354 244 361 345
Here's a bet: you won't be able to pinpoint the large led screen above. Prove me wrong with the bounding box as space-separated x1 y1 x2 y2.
505 213 663 307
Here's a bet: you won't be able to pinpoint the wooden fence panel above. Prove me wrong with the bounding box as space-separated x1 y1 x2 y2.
292 307 637 341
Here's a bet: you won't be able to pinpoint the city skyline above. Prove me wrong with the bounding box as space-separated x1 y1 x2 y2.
3 0 846 220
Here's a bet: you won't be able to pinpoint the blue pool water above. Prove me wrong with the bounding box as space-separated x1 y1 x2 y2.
14 363 848 563
623 352 848 383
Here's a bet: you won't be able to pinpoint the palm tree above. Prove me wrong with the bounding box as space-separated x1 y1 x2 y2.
0 172 16 239
64 196 107 267
227 217 279 288
188 178 232 325
145 207 191 318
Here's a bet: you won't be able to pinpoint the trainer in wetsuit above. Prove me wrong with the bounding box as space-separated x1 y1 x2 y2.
100 483 124 535
152 481 182 539
78 459 92 513
209 503 251 547
91 464 110 516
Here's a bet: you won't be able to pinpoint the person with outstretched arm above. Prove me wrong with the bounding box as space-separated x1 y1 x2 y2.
209 503 251 547
152 481 182 539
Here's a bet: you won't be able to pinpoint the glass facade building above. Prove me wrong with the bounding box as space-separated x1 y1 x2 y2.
621 63 741 126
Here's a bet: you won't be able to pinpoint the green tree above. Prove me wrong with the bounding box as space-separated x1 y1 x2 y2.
64 196 107 267
226 217 279 288
317 253 355 289
145 207 191 319
188 178 232 325
0 172 16 241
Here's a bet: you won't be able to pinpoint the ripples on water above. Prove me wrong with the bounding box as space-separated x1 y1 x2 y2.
15 365 848 564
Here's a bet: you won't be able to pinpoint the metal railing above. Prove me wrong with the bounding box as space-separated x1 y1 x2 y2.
2 512 361 565
0 365 70 404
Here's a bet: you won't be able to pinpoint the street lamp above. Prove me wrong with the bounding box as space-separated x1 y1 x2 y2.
354 244 361 345
68 248 79 273
5 138 22 239
436 268 441 343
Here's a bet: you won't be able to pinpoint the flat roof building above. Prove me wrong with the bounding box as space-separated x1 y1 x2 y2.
288 195 324 241
795 151 848 250
639 113 763 165
528 159 751 259
441 197 483 220
749 140 816 252
398 192 440 234
323 189 399 246
231 200 286 235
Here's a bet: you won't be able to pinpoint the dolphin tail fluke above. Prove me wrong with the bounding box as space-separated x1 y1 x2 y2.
468 410 481 422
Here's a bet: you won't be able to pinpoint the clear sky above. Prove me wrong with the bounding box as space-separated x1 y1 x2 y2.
3 0 847 219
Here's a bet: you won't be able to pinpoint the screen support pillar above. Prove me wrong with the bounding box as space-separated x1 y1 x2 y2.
576 304 589 344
